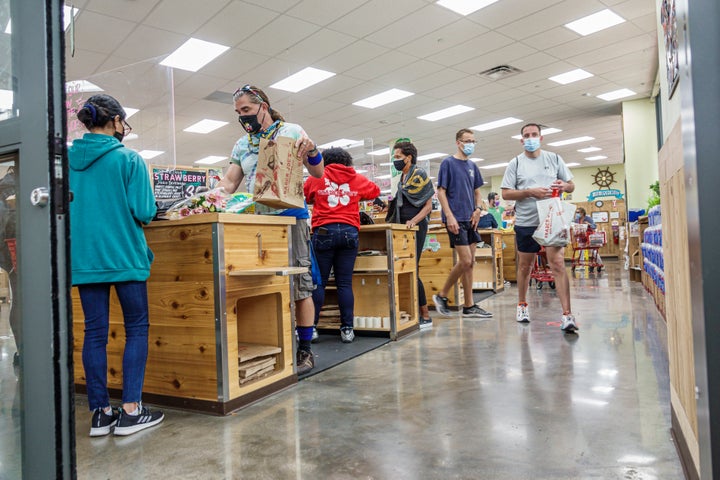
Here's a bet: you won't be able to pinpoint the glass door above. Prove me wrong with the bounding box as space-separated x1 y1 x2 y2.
0 0 74 478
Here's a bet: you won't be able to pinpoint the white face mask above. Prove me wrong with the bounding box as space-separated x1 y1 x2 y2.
462 143 475 156
523 137 541 152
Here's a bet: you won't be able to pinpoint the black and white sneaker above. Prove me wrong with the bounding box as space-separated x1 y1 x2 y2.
114 404 164 436
462 305 493 318
432 294 452 317
90 407 118 437
311 327 319 343
419 317 433 329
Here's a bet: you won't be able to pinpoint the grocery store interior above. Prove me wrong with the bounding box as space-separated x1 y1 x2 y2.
1 0 719 478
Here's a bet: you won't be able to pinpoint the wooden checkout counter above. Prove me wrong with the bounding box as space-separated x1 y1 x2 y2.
72 213 301 415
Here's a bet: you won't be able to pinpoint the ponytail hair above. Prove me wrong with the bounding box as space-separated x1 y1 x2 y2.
232 84 285 122
77 94 126 130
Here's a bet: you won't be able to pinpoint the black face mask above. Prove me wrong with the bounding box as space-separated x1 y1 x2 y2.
113 131 124 142
238 105 265 134
393 159 406 172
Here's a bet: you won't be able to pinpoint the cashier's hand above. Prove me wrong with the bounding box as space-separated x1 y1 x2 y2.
296 135 316 158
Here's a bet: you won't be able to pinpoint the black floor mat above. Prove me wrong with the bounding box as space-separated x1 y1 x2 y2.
298 333 390 380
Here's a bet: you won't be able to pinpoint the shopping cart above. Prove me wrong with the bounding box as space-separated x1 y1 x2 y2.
530 247 555 289
570 223 605 273
4 238 15 272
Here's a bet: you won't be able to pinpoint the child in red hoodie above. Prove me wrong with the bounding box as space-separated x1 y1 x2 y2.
304 147 380 343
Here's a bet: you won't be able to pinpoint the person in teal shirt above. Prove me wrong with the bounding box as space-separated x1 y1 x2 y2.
69 94 164 437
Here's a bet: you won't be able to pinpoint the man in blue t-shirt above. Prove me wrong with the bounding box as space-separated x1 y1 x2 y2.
218 84 324 375
432 128 492 319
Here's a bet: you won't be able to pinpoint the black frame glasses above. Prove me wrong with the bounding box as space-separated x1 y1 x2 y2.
233 84 264 103
121 119 132 136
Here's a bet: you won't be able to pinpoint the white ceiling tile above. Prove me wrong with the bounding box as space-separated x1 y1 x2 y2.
66 48 111 79
239 15 319 57
315 40 388 74
69 11 136 55
242 0 303 13
143 0 228 34
192 2 280 48
116 25 187 63
496 0 609 40
327 0 429 39
396 18 489 58
546 22 646 59
454 42 535 75
342 50 420 82
521 27 580 51
374 60 446 88
282 29 357 66
199 48 271 81
426 31 516 67
464 0 565 29
366 5 458 49
286 0 369 26
82 0 161 22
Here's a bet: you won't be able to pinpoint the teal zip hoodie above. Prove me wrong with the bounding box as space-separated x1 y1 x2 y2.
69 133 157 285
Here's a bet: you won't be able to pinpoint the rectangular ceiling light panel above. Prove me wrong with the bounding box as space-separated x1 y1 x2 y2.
368 147 390 156
418 105 474 121
597 88 636 101
318 138 363 149
195 156 228 165
471 117 522 132
547 136 595 146
123 107 139 119
549 69 594 85
270 67 336 93
353 89 414 109
512 127 562 139
565 162 580 167
436 0 500 16
184 119 229 134
63 5 78 31
578 147 601 153
160 38 230 72
417 153 448 161
585 155 608 161
565 9 625 36
138 150 164 160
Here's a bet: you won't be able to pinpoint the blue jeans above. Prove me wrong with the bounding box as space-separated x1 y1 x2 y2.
78 281 149 410
311 223 359 329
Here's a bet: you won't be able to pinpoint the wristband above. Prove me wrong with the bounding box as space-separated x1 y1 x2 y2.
307 151 322 166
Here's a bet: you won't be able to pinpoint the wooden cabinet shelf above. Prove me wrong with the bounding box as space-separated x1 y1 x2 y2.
72 213 299 415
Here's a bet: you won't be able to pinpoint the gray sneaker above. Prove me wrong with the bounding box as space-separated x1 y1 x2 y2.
340 327 355 343
419 317 433 329
432 294 452 317
462 305 492 318
296 349 315 375
561 314 578 333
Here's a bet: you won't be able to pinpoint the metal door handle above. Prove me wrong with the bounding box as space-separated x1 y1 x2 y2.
30 187 49 207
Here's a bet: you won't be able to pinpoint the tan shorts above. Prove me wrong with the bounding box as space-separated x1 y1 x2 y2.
290 220 314 302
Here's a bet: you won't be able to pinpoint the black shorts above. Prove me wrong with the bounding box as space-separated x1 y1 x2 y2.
514 225 542 253
447 221 481 247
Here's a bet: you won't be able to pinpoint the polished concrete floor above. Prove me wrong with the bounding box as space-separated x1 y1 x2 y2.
2 261 685 479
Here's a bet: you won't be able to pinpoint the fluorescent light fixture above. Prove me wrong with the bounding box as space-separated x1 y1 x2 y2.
184 119 229 134
368 147 390 156
547 136 594 146
565 162 580 167
4 20 11 34
592 386 615 394
138 150 164 160
375 174 392 180
353 89 414 109
0 89 13 110
597 88 636 101
160 38 229 72
479 162 509 169
598 368 618 377
270 67 336 93
417 153 448 161
549 69 593 85
585 155 607 161
379 162 393 166
418 105 474 121
195 155 228 165
124 133 139 141
565 9 625 36
572 396 608 407
66 80 103 93
511 127 562 139
578 146 601 153
318 138 362 149
123 107 139 119
470 158 485 162
616 455 656 465
436 0 500 16
63 5 78 31
355 169 368 174
471 117 522 132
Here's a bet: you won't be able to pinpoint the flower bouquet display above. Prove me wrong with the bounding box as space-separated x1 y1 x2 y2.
163 188 255 220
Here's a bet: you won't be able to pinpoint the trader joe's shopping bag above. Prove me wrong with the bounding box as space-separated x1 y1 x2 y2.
532 197 577 247
253 136 305 209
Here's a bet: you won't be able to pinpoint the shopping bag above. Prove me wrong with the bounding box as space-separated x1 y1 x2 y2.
532 197 577 247
253 136 305 209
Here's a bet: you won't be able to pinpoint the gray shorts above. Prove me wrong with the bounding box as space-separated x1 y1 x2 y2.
290 219 314 301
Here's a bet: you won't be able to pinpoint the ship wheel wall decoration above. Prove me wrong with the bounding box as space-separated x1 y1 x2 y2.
592 167 616 189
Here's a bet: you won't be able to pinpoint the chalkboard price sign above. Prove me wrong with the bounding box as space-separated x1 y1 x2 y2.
152 166 209 200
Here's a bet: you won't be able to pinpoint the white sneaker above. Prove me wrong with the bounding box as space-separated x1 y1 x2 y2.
561 314 578 333
516 304 530 323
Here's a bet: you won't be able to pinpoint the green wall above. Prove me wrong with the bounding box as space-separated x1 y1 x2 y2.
622 99 659 210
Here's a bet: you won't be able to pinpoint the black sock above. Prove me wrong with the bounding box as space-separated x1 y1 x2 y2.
299 339 312 353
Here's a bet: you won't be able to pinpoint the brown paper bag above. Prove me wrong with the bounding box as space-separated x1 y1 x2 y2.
253 136 305 209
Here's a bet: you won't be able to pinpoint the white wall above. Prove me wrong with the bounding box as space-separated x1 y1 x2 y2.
622 99 659 210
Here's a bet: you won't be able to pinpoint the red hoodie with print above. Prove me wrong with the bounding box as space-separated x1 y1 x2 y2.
304 164 380 229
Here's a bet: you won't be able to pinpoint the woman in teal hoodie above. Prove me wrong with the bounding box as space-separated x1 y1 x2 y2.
69 94 163 437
